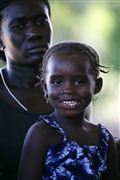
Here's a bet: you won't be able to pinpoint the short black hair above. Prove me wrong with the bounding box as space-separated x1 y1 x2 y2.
41 41 109 83
0 0 51 16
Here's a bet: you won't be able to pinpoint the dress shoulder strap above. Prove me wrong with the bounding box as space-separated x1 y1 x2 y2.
98 124 110 148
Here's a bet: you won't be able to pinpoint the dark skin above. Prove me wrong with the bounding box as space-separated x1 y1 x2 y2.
0 0 91 117
18 53 120 179
0 0 53 113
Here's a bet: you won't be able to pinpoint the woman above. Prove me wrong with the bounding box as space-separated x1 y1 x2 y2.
0 0 53 179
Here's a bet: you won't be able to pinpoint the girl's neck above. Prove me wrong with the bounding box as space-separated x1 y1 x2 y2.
4 63 41 89
51 111 85 128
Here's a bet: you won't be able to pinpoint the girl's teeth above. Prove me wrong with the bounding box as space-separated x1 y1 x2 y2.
63 101 77 107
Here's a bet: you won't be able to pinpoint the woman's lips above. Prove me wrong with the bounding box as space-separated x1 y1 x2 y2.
27 47 47 53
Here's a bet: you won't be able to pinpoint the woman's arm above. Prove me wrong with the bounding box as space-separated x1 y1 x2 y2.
103 133 120 180
18 121 50 180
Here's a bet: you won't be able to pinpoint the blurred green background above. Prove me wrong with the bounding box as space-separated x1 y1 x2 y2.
50 0 120 138
0 0 119 137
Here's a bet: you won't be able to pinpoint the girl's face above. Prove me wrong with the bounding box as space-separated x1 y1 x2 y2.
0 0 53 65
44 53 101 118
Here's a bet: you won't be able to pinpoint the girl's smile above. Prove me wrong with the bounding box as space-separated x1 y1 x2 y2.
62 100 80 108
45 53 96 117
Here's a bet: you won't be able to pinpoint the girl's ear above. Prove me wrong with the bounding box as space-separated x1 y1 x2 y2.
0 20 4 49
41 78 49 104
41 78 47 92
94 77 103 94
0 24 2 46
0 39 3 49
0 26 4 49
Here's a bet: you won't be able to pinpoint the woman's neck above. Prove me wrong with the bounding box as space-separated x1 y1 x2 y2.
4 63 41 89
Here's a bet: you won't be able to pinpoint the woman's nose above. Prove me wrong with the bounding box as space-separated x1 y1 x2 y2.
26 24 42 40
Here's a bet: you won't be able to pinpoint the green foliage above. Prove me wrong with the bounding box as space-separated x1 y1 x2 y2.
50 0 120 71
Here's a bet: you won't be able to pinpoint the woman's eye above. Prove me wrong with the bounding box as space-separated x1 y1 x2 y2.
36 17 48 26
11 24 24 32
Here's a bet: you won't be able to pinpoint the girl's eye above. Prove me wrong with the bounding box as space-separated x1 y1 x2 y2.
36 17 48 26
75 79 84 85
52 79 63 85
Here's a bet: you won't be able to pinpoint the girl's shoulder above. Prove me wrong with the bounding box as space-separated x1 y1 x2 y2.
27 116 63 148
84 120 110 145
86 120 110 134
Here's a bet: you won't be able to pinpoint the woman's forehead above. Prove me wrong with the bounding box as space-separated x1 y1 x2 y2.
2 0 49 20
1 0 48 18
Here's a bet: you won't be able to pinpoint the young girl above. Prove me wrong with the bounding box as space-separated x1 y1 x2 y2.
18 42 120 180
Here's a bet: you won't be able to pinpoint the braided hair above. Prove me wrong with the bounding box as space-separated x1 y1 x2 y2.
41 41 110 83
0 0 51 62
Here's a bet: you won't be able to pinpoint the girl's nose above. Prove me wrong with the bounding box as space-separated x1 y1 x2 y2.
63 81 74 93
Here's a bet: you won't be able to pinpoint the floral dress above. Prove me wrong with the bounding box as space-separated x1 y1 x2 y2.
39 115 110 180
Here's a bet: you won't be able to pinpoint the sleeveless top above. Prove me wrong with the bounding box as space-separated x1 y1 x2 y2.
0 99 40 180
39 115 110 180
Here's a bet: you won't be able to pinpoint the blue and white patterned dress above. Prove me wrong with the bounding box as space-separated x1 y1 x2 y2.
39 115 110 180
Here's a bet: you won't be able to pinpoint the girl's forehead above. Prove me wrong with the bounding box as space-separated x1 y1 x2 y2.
48 53 90 66
46 53 92 74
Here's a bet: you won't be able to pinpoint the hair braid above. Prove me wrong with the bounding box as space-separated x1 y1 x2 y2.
41 41 110 83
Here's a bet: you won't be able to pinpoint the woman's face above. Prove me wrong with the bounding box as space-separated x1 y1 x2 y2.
0 0 53 65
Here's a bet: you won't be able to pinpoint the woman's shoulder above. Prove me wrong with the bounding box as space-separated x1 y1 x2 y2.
0 67 9 100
